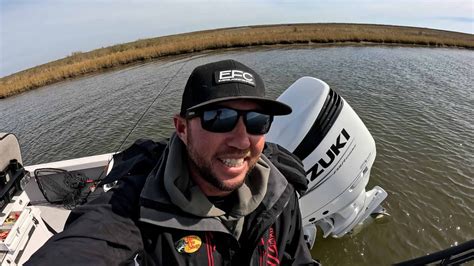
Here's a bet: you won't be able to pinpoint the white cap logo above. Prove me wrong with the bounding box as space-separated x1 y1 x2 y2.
216 70 255 86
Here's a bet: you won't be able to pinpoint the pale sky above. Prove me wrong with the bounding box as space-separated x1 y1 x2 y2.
1 0 473 77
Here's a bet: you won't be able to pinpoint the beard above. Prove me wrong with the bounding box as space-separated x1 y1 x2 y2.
186 134 256 192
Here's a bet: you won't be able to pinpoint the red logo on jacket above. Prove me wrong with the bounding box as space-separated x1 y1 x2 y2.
259 225 280 266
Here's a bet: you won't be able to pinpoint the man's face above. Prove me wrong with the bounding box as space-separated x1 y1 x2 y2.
176 100 266 196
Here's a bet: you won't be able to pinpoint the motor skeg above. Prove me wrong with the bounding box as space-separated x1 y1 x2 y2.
266 77 387 239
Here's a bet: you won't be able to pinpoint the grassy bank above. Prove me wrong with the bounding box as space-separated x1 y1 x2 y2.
1 23 473 99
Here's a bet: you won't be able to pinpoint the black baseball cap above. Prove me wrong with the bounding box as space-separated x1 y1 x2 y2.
180 59 292 117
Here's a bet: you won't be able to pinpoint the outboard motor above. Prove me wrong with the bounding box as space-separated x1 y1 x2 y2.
266 77 387 247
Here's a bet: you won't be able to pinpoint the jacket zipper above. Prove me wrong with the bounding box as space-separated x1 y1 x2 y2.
248 189 292 265
258 238 266 266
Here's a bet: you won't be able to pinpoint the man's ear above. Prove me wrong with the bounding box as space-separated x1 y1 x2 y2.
173 114 188 145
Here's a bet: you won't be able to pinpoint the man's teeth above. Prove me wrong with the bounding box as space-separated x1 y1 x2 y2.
221 158 245 167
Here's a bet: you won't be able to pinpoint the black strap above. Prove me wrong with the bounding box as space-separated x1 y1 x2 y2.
263 142 308 195
41 217 58 235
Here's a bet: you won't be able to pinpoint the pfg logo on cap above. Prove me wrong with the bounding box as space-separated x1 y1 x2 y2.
215 70 255 86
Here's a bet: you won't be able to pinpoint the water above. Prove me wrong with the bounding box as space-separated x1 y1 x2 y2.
1 46 473 265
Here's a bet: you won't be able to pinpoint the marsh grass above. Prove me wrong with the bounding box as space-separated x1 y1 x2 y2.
1 23 473 98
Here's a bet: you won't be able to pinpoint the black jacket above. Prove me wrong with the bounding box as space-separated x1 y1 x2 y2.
27 139 316 265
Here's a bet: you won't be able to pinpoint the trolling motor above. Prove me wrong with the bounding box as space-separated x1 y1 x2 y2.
266 77 388 248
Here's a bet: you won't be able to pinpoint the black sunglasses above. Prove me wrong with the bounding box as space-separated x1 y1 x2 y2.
186 107 274 135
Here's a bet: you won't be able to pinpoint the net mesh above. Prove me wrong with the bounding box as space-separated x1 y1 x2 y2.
34 168 95 209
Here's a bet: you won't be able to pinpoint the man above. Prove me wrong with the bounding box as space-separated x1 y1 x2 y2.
27 59 316 265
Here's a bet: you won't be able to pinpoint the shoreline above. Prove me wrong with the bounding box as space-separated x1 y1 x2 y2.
1 23 473 99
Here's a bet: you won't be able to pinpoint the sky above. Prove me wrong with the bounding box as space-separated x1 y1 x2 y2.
1 0 473 77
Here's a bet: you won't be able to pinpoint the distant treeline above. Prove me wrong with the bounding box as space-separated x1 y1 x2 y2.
1 23 473 98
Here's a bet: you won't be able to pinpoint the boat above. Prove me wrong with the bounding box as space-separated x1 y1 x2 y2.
3 77 468 265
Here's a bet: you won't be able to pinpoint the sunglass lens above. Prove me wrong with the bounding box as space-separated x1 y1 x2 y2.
245 112 273 134
202 109 239 133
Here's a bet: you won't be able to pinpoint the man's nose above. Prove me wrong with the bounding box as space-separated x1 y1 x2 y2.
227 117 251 149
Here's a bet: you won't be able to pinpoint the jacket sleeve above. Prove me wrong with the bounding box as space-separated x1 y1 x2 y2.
25 174 147 265
281 192 320 266
26 139 164 265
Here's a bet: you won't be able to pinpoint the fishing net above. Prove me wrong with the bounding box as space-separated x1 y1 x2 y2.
34 168 95 209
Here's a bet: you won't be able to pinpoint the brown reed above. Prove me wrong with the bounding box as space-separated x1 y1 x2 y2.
1 23 473 99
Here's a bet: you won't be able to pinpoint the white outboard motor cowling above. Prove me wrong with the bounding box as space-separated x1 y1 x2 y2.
266 77 387 247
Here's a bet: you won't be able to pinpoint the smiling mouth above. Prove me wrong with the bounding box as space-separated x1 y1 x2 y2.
220 158 245 167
